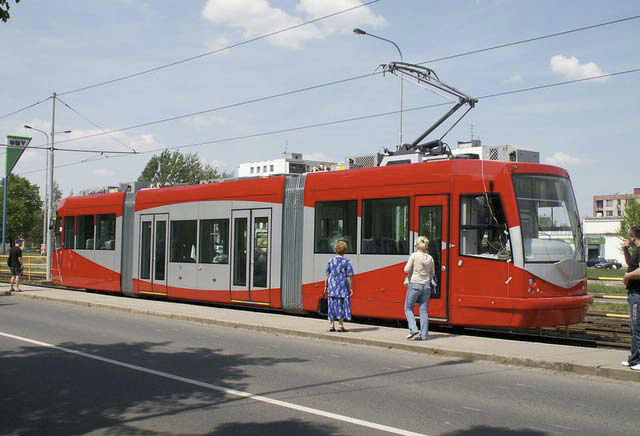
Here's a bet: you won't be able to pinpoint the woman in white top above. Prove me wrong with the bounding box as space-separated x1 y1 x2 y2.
403 236 436 341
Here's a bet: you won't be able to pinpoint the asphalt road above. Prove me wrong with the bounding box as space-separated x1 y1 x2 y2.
1 296 639 436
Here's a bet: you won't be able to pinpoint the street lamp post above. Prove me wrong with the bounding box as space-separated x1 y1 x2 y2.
25 103 70 281
23 125 50 249
353 28 404 146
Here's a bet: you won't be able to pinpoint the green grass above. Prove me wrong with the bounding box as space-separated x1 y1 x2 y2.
587 267 625 279
590 302 628 313
588 282 627 296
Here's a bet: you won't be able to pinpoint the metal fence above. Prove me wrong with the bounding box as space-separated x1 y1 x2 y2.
0 254 47 281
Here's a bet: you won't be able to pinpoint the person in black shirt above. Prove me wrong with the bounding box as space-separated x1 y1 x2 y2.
8 239 23 292
622 226 640 369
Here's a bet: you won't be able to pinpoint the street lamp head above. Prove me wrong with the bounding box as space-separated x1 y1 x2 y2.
24 125 33 129
353 28 366 35
63 130 71 134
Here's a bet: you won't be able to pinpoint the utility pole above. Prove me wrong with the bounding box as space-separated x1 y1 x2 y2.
46 93 56 282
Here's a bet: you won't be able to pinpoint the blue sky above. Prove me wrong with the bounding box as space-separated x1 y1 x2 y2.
1 0 638 217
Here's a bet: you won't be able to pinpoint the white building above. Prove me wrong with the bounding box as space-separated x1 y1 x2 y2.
237 152 337 178
583 217 625 265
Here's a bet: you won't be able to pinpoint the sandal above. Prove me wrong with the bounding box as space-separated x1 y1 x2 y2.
329 327 336 332
338 327 347 332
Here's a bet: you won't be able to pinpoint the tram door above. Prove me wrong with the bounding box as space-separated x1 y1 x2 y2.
230 209 271 304
415 195 449 321
138 214 168 296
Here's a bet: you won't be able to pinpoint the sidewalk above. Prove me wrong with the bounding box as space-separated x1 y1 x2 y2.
4 284 638 383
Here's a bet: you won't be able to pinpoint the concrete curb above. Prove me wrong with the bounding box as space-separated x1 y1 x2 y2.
11 292 640 383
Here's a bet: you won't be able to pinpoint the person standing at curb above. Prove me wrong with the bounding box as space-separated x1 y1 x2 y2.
622 225 640 370
403 236 435 341
324 240 354 332
8 239 24 293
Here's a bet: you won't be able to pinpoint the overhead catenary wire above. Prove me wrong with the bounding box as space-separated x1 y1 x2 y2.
41 13 640 149
18 67 640 176
0 95 51 121
0 142 138 154
0 1 382 123
49 72 379 147
4 12 639 139
55 96 138 153
57 0 383 96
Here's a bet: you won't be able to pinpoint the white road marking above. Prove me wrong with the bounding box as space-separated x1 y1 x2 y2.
554 424 578 431
0 331 427 436
515 383 536 389
462 406 481 412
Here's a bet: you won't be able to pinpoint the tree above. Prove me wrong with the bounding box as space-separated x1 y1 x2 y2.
137 150 232 185
0 0 20 23
52 180 63 207
618 199 640 249
0 174 43 243
32 181 65 244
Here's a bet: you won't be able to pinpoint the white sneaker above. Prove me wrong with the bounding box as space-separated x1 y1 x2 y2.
630 364 640 370
405 331 419 340
621 360 630 367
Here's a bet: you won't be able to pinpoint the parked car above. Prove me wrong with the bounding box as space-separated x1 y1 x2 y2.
594 258 623 270
587 256 606 267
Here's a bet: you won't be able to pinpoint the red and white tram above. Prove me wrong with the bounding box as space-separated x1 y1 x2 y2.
52 158 591 328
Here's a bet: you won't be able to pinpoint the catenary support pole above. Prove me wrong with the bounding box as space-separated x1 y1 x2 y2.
2 176 7 254
46 93 56 282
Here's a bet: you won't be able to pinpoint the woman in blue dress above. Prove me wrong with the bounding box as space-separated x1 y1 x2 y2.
324 240 354 332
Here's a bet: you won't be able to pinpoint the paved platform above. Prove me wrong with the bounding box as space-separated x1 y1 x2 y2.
3 284 638 383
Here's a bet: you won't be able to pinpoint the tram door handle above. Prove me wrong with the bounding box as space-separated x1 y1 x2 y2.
457 260 463 267
441 265 446 271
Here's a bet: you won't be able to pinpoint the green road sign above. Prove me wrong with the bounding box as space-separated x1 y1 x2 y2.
3 135 31 177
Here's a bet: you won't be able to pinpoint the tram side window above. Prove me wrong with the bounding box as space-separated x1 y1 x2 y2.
170 220 197 263
64 216 75 249
54 217 62 248
96 214 116 250
460 194 511 260
314 200 357 254
77 215 95 250
199 219 229 264
362 198 409 255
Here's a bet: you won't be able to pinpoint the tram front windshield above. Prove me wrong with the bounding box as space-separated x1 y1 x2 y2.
513 174 583 263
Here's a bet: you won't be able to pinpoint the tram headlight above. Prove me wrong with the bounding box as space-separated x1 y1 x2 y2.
528 278 535 286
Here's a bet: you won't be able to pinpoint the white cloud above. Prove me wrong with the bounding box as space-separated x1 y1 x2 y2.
503 74 523 85
549 55 609 82
185 114 227 128
545 151 592 167
128 133 162 152
93 168 116 177
61 129 161 154
206 36 232 54
201 0 385 49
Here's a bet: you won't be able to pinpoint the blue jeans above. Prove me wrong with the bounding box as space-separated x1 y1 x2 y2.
405 283 431 340
628 293 640 365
